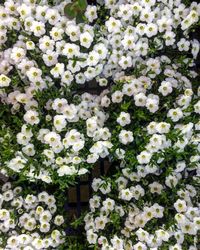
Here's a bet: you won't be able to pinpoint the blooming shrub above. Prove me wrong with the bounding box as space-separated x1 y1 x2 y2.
0 0 112 186
0 91 112 186
85 166 199 250
0 181 66 250
0 0 200 186
101 0 200 78
0 0 200 248
84 53 200 249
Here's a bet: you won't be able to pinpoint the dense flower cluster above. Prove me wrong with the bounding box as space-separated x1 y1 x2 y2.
0 92 112 184
0 0 200 185
0 182 66 250
0 0 199 249
84 54 200 249
102 0 200 78
85 166 199 250
0 0 112 186
0 0 107 94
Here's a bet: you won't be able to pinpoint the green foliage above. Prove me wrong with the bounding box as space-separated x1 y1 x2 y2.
64 0 87 23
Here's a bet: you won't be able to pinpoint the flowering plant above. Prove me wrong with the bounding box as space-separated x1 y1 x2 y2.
96 0 200 79
0 0 200 187
0 0 200 248
83 53 200 249
0 181 67 250
0 90 112 187
0 0 112 186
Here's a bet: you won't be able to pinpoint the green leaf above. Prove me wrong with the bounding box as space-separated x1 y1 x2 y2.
76 14 85 23
78 0 87 10
121 101 131 111
64 3 76 19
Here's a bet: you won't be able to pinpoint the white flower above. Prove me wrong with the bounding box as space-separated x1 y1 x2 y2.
140 7 154 22
147 122 157 134
156 122 171 134
87 51 100 66
43 51 58 66
7 236 19 248
118 4 133 20
60 70 73 86
94 43 108 60
87 230 98 244
17 4 31 19
40 222 50 233
111 91 123 103
63 43 80 58
27 67 42 82
46 8 60 25
165 175 179 188
137 151 152 164
146 98 159 113
53 115 66 132
194 217 200 230
44 131 61 147
111 235 124 249
32 238 44 250
163 31 176 46
181 10 199 30
180 221 197 235
191 39 200 59
157 16 173 32
174 231 184 244
22 143 35 156
169 244 182 250
0 74 11 87
117 112 131 127
80 32 93 48
24 110 39 125
119 130 133 145
145 23 158 37
194 100 200 114
120 188 132 201
105 17 121 33
11 47 26 63
65 24 80 42
18 234 32 246
85 6 97 22
95 216 108 230
0 209 10 220
30 21 46 37
39 36 55 52
158 81 173 96
122 35 136 50
25 40 35 50
174 199 187 213
177 38 190 51
136 228 149 242
155 229 170 242
57 165 77 176
119 56 132 70
54 215 64 226
175 161 186 172
50 63 64 78
103 198 115 211
24 218 36 231
35 5 48 21
133 242 147 250
39 210 52 222
115 148 125 160
149 182 163 194
50 27 64 41
134 93 147 107
167 108 183 122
